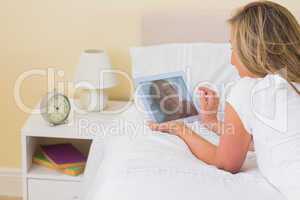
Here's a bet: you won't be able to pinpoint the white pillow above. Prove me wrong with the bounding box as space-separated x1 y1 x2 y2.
131 43 237 85
130 43 239 116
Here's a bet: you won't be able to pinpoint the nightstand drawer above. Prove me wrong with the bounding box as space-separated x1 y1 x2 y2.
28 179 81 200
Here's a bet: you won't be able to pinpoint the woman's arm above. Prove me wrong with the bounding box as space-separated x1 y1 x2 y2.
197 87 224 136
203 120 225 136
199 87 254 151
214 103 252 172
149 103 252 173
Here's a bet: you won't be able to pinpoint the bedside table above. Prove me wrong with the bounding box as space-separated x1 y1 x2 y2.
21 100 131 200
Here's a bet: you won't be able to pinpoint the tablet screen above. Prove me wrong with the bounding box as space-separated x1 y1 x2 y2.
135 73 198 123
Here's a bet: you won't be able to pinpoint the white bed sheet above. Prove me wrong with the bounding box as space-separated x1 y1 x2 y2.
84 104 285 200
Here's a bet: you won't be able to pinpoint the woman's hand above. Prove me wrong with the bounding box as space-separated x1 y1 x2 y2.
198 87 220 126
148 121 186 136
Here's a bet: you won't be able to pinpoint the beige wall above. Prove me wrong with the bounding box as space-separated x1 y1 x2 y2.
0 0 299 168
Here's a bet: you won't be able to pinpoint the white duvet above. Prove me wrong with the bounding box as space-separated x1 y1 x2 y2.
83 43 285 199
84 105 285 200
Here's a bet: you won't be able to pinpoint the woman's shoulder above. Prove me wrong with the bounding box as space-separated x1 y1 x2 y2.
247 74 297 96
226 77 260 134
227 75 286 105
228 77 259 98
226 77 258 111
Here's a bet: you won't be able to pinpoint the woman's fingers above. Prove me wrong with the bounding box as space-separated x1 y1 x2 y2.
198 87 217 104
148 121 181 133
199 90 207 105
198 87 219 115
198 87 216 96
148 121 167 132
198 87 217 102
148 121 159 130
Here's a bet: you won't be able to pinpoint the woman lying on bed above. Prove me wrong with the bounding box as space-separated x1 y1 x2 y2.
149 1 300 199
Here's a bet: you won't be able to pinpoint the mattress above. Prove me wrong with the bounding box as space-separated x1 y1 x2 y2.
84 104 285 200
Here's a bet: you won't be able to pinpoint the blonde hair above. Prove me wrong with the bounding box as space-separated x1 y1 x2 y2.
228 1 300 94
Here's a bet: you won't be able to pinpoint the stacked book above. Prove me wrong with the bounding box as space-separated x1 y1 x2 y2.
33 143 87 176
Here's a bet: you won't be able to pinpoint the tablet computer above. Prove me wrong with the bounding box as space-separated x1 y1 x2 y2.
135 71 199 123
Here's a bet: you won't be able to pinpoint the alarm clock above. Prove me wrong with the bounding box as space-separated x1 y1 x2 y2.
40 91 71 126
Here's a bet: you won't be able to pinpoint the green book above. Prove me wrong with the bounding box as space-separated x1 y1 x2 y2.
33 152 85 176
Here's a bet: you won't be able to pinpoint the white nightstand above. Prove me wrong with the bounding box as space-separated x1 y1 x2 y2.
21 100 131 200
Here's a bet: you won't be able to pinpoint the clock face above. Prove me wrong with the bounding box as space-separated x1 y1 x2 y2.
47 94 70 125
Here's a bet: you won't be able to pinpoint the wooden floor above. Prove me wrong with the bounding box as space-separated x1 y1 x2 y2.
0 197 21 200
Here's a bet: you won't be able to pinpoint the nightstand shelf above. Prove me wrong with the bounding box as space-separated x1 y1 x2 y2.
22 100 130 200
27 164 83 182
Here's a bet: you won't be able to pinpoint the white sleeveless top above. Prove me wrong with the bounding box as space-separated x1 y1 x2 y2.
227 74 300 200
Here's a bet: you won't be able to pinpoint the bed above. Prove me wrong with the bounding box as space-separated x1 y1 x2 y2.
82 12 292 200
